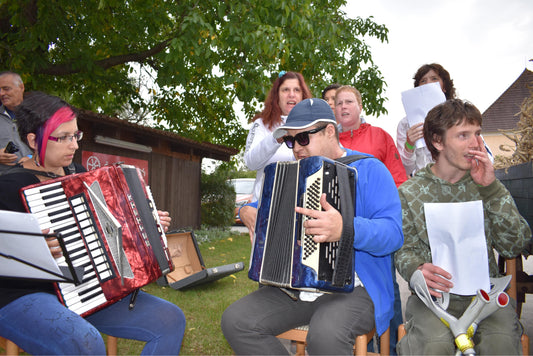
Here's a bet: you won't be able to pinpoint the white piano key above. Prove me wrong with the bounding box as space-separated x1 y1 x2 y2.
23 184 63 200
68 294 108 315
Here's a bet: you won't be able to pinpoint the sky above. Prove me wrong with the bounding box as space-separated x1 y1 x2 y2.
342 0 533 140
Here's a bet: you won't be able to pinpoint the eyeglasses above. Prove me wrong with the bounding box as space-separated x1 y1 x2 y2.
48 131 83 144
283 125 328 149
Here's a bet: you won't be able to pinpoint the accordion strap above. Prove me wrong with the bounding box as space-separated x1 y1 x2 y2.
332 162 355 287
331 153 370 287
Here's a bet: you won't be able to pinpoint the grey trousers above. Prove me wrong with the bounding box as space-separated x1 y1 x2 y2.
397 294 523 355
221 285 375 355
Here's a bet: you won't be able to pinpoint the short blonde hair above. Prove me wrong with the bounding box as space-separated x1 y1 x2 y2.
335 85 362 106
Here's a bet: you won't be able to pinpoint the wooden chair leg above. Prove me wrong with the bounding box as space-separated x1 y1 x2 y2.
279 326 389 356
379 327 390 356
294 340 306 356
354 327 388 356
276 327 308 356
1 334 120 356
397 324 406 341
6 340 19 356
505 258 518 303
0 336 20 356
106 335 118 356
354 332 368 356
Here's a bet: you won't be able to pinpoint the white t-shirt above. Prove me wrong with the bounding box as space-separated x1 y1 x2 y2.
244 116 295 201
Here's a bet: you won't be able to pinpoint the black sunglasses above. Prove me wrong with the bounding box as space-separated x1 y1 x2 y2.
283 125 328 149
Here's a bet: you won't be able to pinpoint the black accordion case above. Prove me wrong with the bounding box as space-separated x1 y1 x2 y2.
157 230 244 290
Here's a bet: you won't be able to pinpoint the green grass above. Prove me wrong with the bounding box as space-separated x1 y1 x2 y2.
113 229 257 355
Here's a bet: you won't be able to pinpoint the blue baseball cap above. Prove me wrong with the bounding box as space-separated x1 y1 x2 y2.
273 98 337 139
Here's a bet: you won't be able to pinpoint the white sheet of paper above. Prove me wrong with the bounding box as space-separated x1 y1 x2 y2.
0 210 63 280
424 200 490 295
401 82 446 148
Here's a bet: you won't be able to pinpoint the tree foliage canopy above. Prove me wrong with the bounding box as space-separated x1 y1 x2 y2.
1 0 388 149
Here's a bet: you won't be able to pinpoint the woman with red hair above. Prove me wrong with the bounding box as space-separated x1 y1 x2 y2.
244 71 312 202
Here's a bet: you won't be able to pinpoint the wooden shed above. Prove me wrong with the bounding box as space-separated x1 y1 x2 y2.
74 110 238 230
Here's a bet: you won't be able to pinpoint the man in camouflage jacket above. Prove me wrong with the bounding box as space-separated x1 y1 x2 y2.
395 99 531 355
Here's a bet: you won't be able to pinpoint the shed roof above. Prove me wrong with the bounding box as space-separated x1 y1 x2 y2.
79 109 239 161
482 68 533 133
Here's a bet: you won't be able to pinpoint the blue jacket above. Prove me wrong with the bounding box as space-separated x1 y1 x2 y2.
245 149 403 335
345 149 403 335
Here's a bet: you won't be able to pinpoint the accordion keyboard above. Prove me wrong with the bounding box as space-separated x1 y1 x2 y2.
301 167 340 281
23 182 115 315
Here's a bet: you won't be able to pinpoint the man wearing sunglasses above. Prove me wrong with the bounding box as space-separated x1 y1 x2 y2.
222 98 403 355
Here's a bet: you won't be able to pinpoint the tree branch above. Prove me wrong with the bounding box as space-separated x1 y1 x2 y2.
37 39 171 76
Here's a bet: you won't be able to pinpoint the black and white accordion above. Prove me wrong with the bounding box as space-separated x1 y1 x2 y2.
20 164 173 316
249 156 357 293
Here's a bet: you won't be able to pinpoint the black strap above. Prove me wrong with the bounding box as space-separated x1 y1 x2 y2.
331 153 369 287
331 163 355 287
0 166 62 178
65 163 76 175
0 163 76 178
335 154 369 165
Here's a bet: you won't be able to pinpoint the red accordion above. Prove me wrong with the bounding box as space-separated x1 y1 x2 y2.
21 164 173 317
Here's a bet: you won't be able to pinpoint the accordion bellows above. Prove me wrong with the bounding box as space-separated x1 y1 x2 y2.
249 156 357 293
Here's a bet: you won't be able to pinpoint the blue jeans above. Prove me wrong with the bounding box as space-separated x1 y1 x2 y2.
0 291 185 355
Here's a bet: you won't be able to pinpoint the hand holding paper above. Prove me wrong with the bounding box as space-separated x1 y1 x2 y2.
416 262 453 298
424 200 490 295
401 82 446 148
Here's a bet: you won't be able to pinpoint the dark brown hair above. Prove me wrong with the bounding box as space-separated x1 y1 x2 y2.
414 63 456 100
321 83 341 99
424 99 482 160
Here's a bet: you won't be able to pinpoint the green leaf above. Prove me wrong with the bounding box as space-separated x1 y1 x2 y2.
0 0 388 150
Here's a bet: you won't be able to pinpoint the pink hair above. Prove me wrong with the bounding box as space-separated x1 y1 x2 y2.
38 107 76 167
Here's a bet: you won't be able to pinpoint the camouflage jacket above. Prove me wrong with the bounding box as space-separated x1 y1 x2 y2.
395 164 531 283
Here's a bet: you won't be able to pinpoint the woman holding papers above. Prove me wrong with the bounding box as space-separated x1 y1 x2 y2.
0 92 186 355
397 64 494 177
396 63 456 176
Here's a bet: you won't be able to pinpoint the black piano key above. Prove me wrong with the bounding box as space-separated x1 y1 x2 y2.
35 184 63 194
80 287 104 303
51 213 74 224
68 244 87 256
43 196 68 207
48 206 71 217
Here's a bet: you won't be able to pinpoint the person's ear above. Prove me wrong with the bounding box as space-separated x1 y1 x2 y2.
325 123 336 138
27 133 37 150
432 134 443 152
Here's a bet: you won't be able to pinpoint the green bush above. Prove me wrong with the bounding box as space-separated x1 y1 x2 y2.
201 165 235 227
